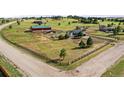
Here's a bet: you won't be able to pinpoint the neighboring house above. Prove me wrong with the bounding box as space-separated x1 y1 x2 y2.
99 25 115 33
31 25 52 33
68 30 86 38
33 21 43 25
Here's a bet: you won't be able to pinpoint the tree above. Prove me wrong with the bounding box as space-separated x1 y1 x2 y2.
75 26 80 30
118 22 121 25
68 22 71 25
92 19 99 24
87 37 93 47
58 35 65 40
1 19 5 24
17 20 20 25
79 40 86 48
9 25 12 29
111 23 114 26
78 31 83 37
65 33 69 39
116 26 121 33
113 28 118 35
59 48 66 60
107 24 111 27
58 23 61 26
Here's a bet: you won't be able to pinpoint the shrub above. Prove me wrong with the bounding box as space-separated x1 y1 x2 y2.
78 31 83 37
68 22 71 25
65 33 69 39
9 25 12 29
58 35 65 40
58 23 61 26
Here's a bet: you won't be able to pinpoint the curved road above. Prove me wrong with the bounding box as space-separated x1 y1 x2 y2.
0 22 68 76
1 22 124 77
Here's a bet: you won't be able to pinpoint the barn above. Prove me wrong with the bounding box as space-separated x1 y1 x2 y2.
31 25 52 33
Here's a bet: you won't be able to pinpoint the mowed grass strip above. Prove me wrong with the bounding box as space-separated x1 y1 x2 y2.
0 55 22 77
102 57 124 77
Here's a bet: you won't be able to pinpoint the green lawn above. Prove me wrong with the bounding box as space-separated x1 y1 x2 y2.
42 18 98 31
0 55 22 77
102 57 124 77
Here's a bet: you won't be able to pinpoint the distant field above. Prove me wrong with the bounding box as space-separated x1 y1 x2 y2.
42 18 98 31
102 57 124 77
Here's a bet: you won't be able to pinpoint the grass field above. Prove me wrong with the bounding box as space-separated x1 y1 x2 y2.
102 57 124 77
0 55 22 77
2 20 105 63
42 18 98 31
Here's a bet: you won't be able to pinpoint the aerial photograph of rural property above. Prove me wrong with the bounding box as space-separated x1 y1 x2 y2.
1 0 124 77
1 15 124 77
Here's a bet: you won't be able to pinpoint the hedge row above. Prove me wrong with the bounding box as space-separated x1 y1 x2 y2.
91 35 117 42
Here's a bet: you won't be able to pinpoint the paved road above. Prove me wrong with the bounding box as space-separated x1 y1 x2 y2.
70 43 124 77
0 22 68 77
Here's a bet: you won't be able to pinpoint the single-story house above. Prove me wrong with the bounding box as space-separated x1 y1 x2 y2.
68 30 86 38
31 25 52 33
33 21 43 25
99 25 115 33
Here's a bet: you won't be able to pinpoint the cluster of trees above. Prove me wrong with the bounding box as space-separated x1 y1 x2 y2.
108 18 124 22
17 20 21 25
79 37 93 48
80 18 99 24
0 19 11 24
59 37 93 61
113 26 122 35
58 33 69 40
51 16 63 20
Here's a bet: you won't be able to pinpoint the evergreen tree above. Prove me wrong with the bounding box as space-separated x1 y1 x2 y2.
113 28 118 35
65 33 69 39
79 40 86 48
87 37 93 47
78 31 83 37
59 48 66 60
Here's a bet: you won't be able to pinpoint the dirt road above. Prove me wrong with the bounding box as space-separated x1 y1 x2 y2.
0 22 68 76
71 43 124 76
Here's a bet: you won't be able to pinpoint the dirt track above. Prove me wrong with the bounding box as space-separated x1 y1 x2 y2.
71 43 124 76
0 22 68 76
